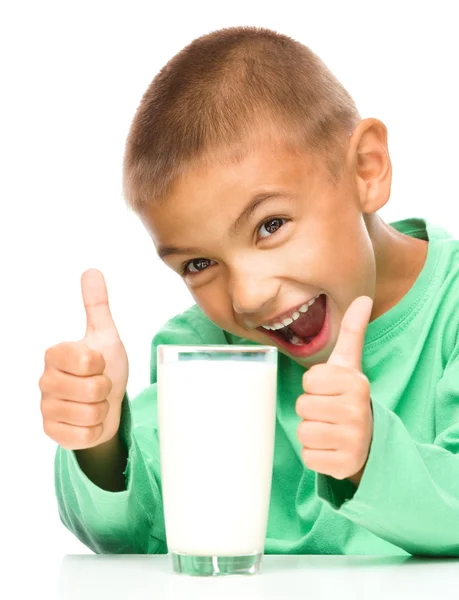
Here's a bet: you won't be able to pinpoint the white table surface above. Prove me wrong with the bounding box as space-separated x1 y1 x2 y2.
16 554 459 600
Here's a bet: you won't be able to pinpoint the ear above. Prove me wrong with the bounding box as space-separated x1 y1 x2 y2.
347 118 392 215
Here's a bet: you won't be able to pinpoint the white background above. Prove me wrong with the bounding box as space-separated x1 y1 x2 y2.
1 0 458 568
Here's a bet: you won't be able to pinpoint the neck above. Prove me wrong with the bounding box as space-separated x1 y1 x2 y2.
365 214 428 321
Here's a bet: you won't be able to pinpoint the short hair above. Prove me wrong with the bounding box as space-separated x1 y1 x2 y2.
122 26 361 213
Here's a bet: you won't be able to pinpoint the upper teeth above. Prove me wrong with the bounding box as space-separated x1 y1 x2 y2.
262 294 321 330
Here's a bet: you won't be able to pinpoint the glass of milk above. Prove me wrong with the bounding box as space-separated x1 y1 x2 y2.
157 345 278 576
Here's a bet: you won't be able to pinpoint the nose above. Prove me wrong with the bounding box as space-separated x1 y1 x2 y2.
230 268 280 318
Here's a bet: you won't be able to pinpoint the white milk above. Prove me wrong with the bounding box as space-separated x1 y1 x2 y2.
157 358 277 556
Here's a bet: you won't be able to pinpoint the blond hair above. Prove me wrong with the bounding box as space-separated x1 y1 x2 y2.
122 26 361 212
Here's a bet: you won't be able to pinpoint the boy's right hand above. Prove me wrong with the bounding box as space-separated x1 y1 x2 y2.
39 269 129 451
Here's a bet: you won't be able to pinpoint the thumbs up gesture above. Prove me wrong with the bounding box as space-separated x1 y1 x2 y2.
39 269 129 450
295 296 374 486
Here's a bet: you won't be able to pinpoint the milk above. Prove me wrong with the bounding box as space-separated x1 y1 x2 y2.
157 349 277 557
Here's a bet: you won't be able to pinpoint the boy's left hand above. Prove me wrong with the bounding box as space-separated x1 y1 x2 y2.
295 296 374 486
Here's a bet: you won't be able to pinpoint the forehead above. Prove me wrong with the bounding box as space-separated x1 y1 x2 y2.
185 137 320 195
140 140 320 234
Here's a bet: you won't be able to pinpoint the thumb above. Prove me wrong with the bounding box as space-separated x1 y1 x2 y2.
81 268 119 338
327 295 373 370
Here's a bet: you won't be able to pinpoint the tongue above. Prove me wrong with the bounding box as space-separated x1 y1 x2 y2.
289 295 326 338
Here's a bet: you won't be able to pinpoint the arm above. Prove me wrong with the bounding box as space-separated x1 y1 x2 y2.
55 390 167 554
54 307 224 554
317 350 459 556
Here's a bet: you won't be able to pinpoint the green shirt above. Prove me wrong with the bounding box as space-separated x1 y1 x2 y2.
55 217 459 555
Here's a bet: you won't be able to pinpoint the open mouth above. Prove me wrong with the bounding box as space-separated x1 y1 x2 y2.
257 294 329 357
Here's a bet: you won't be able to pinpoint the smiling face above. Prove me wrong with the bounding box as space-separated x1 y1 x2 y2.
139 123 383 368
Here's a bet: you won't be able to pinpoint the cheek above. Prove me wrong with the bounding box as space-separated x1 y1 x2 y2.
305 222 372 286
191 286 233 328
281 225 338 282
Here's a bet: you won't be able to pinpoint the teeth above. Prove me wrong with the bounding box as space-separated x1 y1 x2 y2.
261 294 322 330
299 294 320 313
290 335 302 345
262 322 284 330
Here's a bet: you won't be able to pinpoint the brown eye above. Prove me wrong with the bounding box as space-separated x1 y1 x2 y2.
258 218 286 239
183 258 215 275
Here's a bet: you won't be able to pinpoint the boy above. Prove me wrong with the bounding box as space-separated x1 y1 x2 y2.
40 26 459 556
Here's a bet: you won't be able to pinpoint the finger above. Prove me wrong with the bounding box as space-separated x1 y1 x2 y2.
39 369 112 403
327 295 373 370
297 421 342 450
301 448 345 477
41 397 110 427
296 394 349 423
42 420 104 450
44 341 106 377
81 268 119 337
302 363 355 395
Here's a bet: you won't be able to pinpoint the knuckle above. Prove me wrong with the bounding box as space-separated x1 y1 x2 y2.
39 371 58 396
97 400 110 422
79 426 95 446
82 403 98 425
38 373 47 393
85 377 103 402
80 425 102 446
44 346 54 366
42 419 53 439
40 395 50 417
346 403 361 424
304 364 324 383
295 395 306 417
80 345 105 373
297 420 307 440
301 449 312 468
303 457 312 470
296 421 303 440
85 400 108 425
79 350 94 374
302 450 320 473
102 374 112 396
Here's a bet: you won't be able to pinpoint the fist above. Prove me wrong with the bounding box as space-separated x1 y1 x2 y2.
295 296 374 485
39 269 129 450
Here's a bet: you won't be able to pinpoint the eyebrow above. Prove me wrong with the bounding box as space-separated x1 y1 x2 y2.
157 191 294 259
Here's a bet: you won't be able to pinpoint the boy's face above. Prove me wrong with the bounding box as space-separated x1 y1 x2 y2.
140 132 377 368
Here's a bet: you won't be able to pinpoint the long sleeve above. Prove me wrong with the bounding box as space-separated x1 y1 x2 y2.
316 341 459 556
54 306 223 554
55 387 167 554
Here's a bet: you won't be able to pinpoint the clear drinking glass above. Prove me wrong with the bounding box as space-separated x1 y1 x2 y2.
157 345 278 576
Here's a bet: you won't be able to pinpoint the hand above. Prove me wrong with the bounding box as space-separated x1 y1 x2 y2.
39 269 129 450
295 296 374 486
